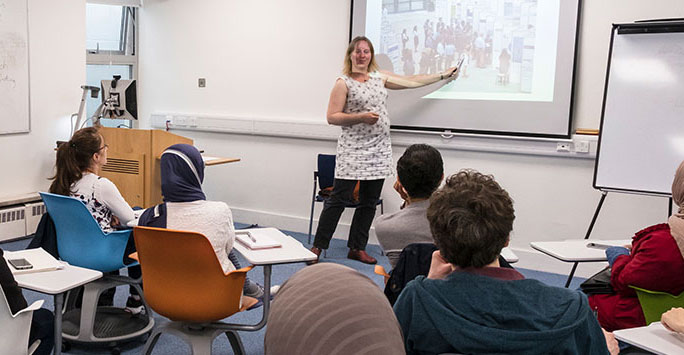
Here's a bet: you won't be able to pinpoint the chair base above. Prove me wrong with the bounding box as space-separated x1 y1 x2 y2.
143 321 245 355
62 307 151 342
62 277 154 344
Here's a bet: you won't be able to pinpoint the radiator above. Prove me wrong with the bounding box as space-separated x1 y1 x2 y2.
0 206 27 242
25 201 46 236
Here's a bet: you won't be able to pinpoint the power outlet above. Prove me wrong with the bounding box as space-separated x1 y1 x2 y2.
175 116 187 126
575 140 590 153
556 142 571 152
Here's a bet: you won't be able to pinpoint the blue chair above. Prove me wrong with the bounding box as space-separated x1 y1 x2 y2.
39 192 153 347
307 154 384 244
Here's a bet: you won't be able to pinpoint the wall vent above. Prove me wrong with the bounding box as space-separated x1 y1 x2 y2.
0 206 27 242
102 158 140 175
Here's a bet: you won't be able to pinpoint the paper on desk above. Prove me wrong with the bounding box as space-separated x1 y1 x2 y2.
236 230 282 250
3 247 64 275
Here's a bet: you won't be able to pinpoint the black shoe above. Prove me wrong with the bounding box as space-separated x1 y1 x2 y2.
307 247 322 265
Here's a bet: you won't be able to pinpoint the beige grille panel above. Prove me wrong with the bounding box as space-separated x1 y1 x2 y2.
102 158 140 175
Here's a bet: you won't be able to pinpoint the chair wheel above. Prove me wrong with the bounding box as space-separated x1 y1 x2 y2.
111 347 121 355
61 341 71 352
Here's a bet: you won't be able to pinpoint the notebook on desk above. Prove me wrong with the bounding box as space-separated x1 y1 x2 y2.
3 247 64 275
235 230 282 250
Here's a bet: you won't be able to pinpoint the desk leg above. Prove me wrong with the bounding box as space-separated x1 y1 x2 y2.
54 293 64 355
564 191 608 288
564 263 579 288
262 265 272 326
215 265 272 332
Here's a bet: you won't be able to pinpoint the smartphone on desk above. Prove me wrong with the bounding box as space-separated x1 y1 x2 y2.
587 242 612 250
8 258 33 270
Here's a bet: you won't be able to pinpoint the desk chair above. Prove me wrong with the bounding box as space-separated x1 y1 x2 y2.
307 154 384 245
630 286 684 325
133 226 259 355
0 287 43 355
39 192 153 348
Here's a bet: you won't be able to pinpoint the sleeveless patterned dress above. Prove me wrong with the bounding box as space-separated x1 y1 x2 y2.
334 73 393 180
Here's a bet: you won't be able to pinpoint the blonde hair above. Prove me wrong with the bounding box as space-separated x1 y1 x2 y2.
343 36 379 76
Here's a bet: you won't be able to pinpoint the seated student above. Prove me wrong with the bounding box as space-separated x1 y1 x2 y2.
139 144 237 272
375 144 443 268
49 126 140 309
137 144 269 299
589 160 684 331
49 127 135 232
1 249 54 355
393 170 617 355
264 263 404 355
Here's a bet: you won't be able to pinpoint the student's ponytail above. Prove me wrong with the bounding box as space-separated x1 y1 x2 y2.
49 127 103 196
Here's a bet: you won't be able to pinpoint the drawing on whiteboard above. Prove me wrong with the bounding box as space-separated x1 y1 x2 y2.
0 0 31 134
0 32 27 88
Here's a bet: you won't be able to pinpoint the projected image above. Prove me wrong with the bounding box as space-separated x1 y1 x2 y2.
368 0 559 102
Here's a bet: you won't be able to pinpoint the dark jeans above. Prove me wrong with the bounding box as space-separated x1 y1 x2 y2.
313 178 384 250
29 308 54 355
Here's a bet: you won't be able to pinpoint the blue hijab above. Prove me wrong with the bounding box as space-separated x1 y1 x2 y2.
139 144 205 228
160 144 206 202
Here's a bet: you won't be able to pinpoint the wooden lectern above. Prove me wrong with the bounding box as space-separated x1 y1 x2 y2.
99 127 192 208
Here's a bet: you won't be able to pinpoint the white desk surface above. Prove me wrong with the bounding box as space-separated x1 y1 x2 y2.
14 263 102 294
530 239 632 262
501 247 518 263
233 227 317 265
614 322 684 355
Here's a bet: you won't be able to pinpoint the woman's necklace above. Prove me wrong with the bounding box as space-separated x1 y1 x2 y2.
351 72 369 83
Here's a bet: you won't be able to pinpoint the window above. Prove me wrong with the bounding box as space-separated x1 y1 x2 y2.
85 3 138 128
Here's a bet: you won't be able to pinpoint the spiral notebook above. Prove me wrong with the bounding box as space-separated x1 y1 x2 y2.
235 230 282 250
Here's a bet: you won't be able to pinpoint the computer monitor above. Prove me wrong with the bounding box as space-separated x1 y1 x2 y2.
100 75 137 120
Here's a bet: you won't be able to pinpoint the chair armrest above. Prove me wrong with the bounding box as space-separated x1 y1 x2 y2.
374 265 391 285
227 265 254 276
28 339 41 355
374 265 390 277
239 296 259 312
630 286 674 296
13 300 44 317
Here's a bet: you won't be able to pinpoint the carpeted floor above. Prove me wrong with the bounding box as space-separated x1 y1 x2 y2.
1 223 586 355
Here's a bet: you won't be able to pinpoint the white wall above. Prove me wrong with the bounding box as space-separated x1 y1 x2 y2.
0 0 84 200
136 0 682 276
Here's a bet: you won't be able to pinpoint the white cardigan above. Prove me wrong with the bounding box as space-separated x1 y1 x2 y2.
166 200 237 274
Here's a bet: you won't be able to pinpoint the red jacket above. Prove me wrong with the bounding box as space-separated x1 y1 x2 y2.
589 223 684 331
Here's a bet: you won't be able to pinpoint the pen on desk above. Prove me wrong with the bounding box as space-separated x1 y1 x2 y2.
238 231 257 243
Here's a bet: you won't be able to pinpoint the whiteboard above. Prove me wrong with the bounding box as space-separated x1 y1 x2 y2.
594 23 684 196
0 0 30 134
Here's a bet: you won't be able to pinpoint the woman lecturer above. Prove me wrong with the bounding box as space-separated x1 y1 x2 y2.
310 36 459 264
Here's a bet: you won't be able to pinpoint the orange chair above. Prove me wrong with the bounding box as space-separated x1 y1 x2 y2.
133 226 258 355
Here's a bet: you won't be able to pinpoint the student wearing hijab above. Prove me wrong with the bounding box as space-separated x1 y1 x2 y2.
264 263 404 355
138 144 267 297
139 144 236 273
589 160 684 331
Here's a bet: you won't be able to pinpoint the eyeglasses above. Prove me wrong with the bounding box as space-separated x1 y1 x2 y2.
98 144 109 151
